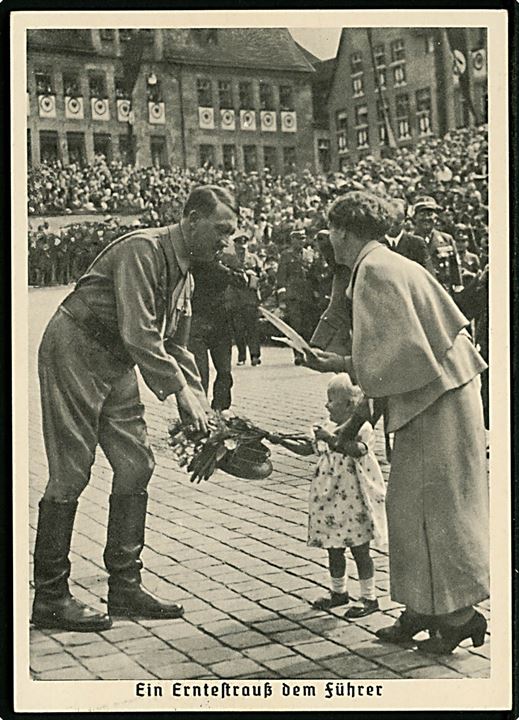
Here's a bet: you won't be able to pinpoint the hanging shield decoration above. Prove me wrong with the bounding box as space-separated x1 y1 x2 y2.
198 107 215 129
260 111 277 132
38 94 56 119
148 101 165 124
91 97 110 121
117 99 132 122
472 49 486 77
221 109 235 130
281 111 297 133
240 110 256 131
65 96 84 120
452 49 467 76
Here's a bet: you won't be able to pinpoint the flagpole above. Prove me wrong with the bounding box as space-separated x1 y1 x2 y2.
366 28 397 151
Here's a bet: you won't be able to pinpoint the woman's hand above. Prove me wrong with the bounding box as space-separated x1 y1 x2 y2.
302 348 347 374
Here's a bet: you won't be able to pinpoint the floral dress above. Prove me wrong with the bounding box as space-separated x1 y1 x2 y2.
308 421 387 549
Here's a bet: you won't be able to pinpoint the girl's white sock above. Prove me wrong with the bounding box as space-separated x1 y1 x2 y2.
359 576 376 601
330 575 347 595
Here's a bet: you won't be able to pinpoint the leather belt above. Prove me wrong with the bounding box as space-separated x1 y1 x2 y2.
60 293 134 368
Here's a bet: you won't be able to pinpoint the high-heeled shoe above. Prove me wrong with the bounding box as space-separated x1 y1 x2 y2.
416 610 487 655
376 610 434 644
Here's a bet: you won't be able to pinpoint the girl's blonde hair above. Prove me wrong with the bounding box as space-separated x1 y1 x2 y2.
328 373 363 404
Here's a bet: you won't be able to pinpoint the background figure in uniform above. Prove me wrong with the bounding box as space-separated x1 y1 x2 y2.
188 255 256 410
33 185 236 632
226 234 263 367
411 196 464 293
454 223 480 284
277 229 319 343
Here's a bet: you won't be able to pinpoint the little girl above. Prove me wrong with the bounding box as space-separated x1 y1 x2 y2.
308 373 387 618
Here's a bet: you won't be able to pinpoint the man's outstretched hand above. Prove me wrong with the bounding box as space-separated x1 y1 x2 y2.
301 348 347 374
171 386 209 434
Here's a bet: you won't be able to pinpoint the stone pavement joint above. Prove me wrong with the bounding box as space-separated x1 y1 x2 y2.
28 287 491 681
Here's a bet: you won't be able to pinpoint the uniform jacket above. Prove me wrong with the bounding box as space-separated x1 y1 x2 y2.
409 227 463 288
63 224 205 403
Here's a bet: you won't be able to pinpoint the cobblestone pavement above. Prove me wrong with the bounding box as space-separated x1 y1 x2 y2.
28 287 490 681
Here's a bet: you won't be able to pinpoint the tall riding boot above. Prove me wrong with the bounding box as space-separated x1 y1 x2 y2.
104 492 184 619
31 499 112 632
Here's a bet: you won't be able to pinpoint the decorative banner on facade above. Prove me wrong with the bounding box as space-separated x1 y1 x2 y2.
220 109 236 130
472 49 487 78
260 111 277 132
38 94 56 119
281 111 297 133
117 99 132 123
198 107 215 129
27 92 30 117
91 97 110 121
148 101 165 124
452 49 467 76
240 110 256 131
65 96 84 120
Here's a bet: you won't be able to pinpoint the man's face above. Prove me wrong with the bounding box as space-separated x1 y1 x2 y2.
187 201 237 262
415 208 437 235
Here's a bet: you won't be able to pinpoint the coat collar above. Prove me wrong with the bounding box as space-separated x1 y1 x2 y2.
167 223 191 275
346 240 384 299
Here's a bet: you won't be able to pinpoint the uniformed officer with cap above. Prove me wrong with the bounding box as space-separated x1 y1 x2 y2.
33 185 237 632
411 196 463 293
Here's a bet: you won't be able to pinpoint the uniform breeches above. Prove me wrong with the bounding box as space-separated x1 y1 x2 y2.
38 309 155 502
231 305 261 361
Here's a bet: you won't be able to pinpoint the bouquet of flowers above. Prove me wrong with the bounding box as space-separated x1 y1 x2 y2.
168 411 309 483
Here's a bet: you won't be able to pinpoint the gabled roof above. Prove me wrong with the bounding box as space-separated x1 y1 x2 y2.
163 28 315 73
293 41 321 67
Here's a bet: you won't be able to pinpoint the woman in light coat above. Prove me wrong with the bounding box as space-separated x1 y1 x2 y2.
303 191 489 655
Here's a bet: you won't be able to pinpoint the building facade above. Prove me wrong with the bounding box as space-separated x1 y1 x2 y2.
27 28 316 172
327 27 488 168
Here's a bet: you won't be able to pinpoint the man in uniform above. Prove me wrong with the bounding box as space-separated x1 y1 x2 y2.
277 229 318 343
411 196 463 294
33 185 237 632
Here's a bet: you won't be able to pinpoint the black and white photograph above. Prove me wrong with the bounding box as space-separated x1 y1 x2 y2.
12 8 511 713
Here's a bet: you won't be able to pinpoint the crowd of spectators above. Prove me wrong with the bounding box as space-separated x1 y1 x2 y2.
28 124 489 294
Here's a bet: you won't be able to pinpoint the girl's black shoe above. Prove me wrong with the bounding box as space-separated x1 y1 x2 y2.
312 592 349 610
416 610 487 655
344 597 379 619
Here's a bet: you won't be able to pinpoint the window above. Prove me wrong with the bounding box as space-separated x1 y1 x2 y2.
378 124 387 144
100 29 115 42
243 145 258 172
416 88 432 135
263 146 277 173
391 38 405 63
374 44 386 67
93 133 112 160
199 144 215 167
356 127 369 149
395 93 411 139
197 79 212 107
66 132 86 165
279 85 294 111
63 72 81 97
352 76 364 97
239 82 253 109
218 80 233 109
141 29 154 45
393 64 407 86
317 138 331 172
119 135 133 164
283 146 296 173
424 35 435 54
35 70 53 95
151 136 167 168
89 73 107 99
336 110 348 152
355 105 368 126
146 75 162 103
222 144 236 171
377 69 387 90
350 52 363 74
115 77 128 99
119 29 134 43
259 82 274 110
39 131 59 163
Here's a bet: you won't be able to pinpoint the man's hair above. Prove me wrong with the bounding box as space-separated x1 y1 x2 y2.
327 190 396 239
183 185 238 218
